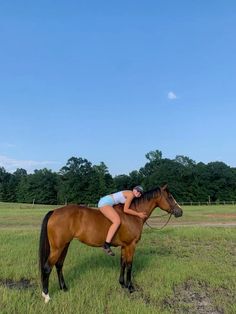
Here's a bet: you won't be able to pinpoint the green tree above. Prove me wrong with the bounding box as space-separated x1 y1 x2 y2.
113 174 131 191
87 162 115 204
0 152 236 205
58 157 95 204
0 167 17 202
145 150 162 162
175 155 196 167
203 162 235 202
17 169 58 204
129 170 144 189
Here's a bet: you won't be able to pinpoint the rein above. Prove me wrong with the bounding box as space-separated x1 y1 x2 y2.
145 213 173 230
144 191 176 230
141 189 179 230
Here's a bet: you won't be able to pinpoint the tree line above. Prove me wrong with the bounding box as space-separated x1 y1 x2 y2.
0 150 235 205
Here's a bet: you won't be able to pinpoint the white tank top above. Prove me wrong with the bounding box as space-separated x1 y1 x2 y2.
112 191 126 205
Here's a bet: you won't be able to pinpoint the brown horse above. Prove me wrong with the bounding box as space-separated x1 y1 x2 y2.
39 185 182 303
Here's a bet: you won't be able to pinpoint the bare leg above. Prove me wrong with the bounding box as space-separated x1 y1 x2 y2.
99 205 121 255
100 205 121 242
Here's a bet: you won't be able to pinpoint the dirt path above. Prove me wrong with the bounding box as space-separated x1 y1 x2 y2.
146 218 236 228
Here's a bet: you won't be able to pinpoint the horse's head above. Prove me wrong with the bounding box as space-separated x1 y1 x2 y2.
158 184 183 218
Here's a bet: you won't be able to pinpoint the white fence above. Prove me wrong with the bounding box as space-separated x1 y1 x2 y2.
178 201 236 206
83 201 236 207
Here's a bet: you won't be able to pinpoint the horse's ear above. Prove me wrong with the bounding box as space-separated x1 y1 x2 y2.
161 184 168 190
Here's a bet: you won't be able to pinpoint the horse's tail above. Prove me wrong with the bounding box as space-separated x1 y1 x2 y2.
39 211 54 282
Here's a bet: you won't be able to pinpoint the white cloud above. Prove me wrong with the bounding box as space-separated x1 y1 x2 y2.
167 91 177 100
0 155 60 173
0 142 16 149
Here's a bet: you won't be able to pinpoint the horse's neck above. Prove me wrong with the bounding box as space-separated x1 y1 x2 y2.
133 199 157 218
115 197 158 218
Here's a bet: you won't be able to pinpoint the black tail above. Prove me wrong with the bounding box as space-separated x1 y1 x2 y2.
39 211 54 283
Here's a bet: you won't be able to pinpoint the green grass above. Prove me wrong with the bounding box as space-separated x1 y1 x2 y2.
151 204 236 225
0 203 236 313
0 202 56 229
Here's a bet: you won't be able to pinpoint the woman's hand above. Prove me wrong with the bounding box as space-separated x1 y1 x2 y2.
138 212 148 219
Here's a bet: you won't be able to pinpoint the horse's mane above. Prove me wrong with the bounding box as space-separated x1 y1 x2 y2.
131 187 161 208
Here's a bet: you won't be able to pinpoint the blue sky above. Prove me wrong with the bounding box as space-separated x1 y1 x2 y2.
0 1 236 175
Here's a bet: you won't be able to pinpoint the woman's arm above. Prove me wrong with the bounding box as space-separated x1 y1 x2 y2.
123 191 147 219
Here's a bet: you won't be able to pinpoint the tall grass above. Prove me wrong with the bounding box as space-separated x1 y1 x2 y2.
0 203 235 313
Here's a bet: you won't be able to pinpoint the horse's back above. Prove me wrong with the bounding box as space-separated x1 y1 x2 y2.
49 204 103 230
53 204 97 214
47 204 141 248
47 204 109 246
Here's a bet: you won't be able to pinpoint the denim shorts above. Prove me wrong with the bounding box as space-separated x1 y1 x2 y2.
98 195 115 207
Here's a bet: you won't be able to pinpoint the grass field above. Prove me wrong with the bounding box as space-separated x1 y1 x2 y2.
0 202 236 313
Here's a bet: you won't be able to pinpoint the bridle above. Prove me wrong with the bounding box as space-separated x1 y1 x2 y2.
145 191 179 230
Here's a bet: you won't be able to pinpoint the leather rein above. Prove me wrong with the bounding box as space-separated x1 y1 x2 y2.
144 192 178 230
145 212 172 230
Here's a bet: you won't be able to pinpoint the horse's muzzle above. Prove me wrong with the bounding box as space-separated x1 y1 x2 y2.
173 206 183 218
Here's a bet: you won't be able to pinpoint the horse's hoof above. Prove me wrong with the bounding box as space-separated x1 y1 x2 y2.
119 280 125 289
60 284 68 291
42 291 50 303
128 285 135 293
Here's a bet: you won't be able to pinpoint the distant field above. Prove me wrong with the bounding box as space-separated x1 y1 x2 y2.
1 202 236 229
150 204 236 227
0 202 56 229
0 202 235 313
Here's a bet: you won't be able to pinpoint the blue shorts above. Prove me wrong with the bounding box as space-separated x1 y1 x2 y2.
98 195 115 207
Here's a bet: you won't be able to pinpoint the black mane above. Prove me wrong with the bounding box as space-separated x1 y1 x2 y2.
131 187 161 207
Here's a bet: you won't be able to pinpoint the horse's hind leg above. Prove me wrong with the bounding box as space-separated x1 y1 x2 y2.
55 242 70 291
42 247 64 303
41 261 52 302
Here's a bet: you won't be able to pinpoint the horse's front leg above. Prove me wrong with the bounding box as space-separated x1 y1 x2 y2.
119 247 126 288
126 260 135 293
124 244 136 293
